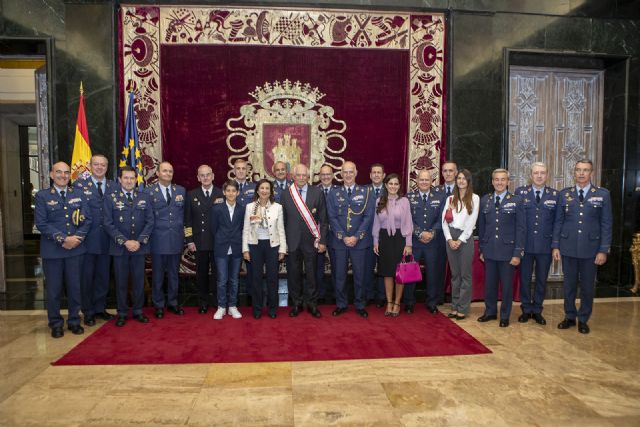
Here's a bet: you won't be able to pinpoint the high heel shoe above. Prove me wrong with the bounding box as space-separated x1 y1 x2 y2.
385 301 393 316
391 303 401 317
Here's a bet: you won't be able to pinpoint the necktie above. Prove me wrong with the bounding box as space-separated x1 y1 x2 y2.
535 190 541 204
324 188 328 197
97 181 103 197
495 196 500 208
166 188 171 205
205 190 210 198
422 194 427 205
446 186 451 196
375 188 380 197
579 189 584 203
347 187 352 199
239 183 243 193
126 192 133 203
60 190 66 202
280 183 284 191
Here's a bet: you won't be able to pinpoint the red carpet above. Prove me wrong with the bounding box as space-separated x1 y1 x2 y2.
53 306 491 365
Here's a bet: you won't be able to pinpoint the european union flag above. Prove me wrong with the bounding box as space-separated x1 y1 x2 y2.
120 92 144 189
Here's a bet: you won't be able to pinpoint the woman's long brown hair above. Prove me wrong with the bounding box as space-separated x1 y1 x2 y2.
376 173 404 214
451 169 474 214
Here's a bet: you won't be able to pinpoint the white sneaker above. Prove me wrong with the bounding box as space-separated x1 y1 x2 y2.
228 306 242 319
213 307 226 320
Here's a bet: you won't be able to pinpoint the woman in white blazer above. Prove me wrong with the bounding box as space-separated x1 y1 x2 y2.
242 179 287 319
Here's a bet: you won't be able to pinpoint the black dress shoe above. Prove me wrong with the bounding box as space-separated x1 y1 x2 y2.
155 308 164 319
198 306 208 314
404 304 414 314
477 314 497 322
168 306 184 316
268 312 277 319
115 316 126 327
532 313 546 325
332 307 347 317
427 306 439 314
499 319 509 327
578 321 590 334
289 305 303 317
84 316 96 326
51 327 64 338
95 311 114 320
309 306 322 318
356 308 368 318
68 324 84 335
375 299 385 308
447 312 458 318
518 313 531 323
133 314 149 323
253 310 262 319
557 318 576 329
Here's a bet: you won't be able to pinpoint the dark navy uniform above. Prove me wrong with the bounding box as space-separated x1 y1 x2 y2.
273 179 292 203
35 186 92 329
236 180 256 207
315 184 338 300
74 177 117 319
147 182 187 309
364 184 386 304
406 187 445 310
185 185 223 309
478 192 526 321
516 185 559 315
103 189 154 317
552 185 612 323
327 185 375 310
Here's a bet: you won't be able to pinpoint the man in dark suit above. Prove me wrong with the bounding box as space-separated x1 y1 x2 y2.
272 161 292 203
435 161 458 305
477 168 526 327
35 161 92 338
185 164 223 314
515 162 559 325
147 161 187 319
73 154 117 326
364 163 386 307
316 164 338 303
553 159 612 334
103 166 154 326
281 163 328 318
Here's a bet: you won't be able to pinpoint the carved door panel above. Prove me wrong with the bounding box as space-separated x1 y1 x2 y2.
508 66 604 280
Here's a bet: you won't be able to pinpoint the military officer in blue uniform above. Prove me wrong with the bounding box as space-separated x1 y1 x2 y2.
147 161 187 319
327 161 376 318
185 164 223 314
477 168 526 327
406 169 445 313
74 154 117 326
35 161 92 338
272 161 292 203
552 159 612 334
316 164 338 302
233 159 256 207
104 166 154 326
434 161 458 305
364 163 386 307
515 162 559 325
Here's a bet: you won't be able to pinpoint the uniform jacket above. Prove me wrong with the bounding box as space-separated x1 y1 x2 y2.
273 179 293 203
74 177 117 254
35 186 92 259
184 186 223 251
515 185 559 254
236 181 256 207
327 184 375 249
478 192 526 261
146 182 186 255
552 185 612 259
281 185 328 252
407 188 445 248
103 189 154 256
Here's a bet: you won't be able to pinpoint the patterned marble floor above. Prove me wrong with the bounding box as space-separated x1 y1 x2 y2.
0 298 639 426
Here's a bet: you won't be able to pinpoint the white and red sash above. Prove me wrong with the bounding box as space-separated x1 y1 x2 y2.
290 185 321 248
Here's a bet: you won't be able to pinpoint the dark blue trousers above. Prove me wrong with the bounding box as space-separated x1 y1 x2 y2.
519 252 552 314
43 255 83 328
151 253 180 308
364 248 385 302
435 233 448 304
561 255 597 322
249 241 280 313
483 259 515 320
403 243 440 308
334 247 367 309
315 247 335 300
81 253 111 316
113 252 145 317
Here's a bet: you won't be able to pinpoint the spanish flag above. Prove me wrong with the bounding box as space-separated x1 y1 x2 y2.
70 82 92 181
120 91 144 189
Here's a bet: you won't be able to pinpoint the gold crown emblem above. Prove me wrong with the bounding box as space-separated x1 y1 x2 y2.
272 133 301 168
250 79 325 110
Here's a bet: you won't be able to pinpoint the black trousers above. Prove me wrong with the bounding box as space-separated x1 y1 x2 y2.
195 250 216 307
287 245 318 307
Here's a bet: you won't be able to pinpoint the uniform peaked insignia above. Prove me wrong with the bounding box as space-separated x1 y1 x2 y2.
591 188 596 192
47 200 58 206
175 194 184 202
506 195 511 200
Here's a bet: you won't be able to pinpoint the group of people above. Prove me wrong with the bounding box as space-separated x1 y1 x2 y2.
36 155 611 338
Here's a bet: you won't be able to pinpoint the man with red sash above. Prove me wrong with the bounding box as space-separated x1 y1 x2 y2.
280 163 329 318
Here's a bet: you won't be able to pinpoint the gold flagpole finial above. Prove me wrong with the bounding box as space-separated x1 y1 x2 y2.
80 81 84 96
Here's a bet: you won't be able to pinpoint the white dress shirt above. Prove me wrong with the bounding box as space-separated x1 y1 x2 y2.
442 193 480 243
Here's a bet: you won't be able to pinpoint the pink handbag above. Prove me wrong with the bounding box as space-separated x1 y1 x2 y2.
395 255 422 284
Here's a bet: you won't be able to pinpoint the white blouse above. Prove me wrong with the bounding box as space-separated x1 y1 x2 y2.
441 193 480 243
